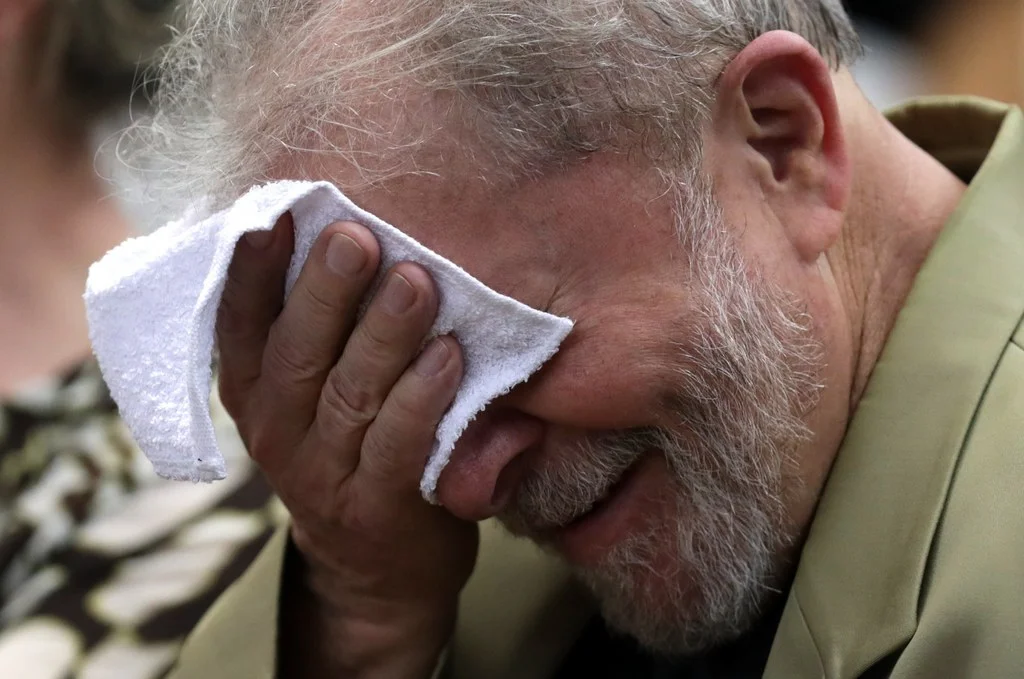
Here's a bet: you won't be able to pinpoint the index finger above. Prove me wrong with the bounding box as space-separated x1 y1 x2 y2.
216 213 294 417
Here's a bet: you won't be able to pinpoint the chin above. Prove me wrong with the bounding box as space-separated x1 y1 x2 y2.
577 542 768 656
564 485 788 657
500 449 793 656
497 374 816 657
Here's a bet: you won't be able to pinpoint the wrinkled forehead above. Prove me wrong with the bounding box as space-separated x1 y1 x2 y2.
274 142 680 305
249 7 685 289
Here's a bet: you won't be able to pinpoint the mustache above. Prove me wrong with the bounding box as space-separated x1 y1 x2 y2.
498 428 661 535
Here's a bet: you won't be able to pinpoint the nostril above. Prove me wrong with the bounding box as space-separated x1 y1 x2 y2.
490 452 529 513
436 410 545 521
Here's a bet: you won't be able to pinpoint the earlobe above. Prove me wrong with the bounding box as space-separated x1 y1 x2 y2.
715 31 850 262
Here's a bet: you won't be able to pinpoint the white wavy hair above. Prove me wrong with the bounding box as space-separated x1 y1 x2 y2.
130 0 860 217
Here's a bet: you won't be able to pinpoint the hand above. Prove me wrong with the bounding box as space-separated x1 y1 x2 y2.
216 214 478 677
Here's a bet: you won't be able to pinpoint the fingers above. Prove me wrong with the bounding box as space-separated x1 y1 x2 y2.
259 221 382 437
359 336 464 495
308 263 441 475
217 214 295 417
222 215 460 501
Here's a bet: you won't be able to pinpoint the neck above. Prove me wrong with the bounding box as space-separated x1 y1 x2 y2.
0 102 132 395
780 76 968 568
828 75 967 411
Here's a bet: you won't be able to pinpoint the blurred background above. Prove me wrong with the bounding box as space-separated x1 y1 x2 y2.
849 0 1024 109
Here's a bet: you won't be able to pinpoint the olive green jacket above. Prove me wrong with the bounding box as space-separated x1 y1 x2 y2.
168 98 1024 679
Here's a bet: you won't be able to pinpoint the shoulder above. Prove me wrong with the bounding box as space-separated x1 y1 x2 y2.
893 339 1024 677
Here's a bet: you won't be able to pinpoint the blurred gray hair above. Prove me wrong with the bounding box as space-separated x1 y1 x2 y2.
131 0 861 217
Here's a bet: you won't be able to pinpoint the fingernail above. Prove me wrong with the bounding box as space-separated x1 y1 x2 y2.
382 273 415 315
246 229 274 249
326 234 366 276
416 339 450 377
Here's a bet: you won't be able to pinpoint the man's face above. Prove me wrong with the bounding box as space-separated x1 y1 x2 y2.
315 149 828 654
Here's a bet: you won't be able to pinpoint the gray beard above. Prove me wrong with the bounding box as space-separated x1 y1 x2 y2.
499 195 824 656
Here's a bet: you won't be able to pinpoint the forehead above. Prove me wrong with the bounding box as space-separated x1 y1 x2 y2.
284 147 699 427
338 154 678 301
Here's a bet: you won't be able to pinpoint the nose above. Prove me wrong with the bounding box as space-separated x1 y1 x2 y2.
435 408 544 522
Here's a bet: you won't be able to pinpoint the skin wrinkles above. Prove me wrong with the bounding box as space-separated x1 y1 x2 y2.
302 147 825 652
131 0 982 670
236 30 967 666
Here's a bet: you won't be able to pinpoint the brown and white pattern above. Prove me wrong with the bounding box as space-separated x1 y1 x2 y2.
0 360 278 678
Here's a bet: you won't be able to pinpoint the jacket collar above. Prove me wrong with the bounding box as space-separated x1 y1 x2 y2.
449 523 594 679
765 98 1024 678
451 99 1024 679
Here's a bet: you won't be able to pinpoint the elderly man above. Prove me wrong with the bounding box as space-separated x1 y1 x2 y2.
151 1 1024 677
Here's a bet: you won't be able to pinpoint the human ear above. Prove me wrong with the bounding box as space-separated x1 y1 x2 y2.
711 30 850 262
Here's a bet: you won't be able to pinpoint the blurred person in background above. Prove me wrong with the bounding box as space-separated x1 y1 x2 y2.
847 0 937 107
0 2 277 677
848 0 1024 107
920 0 1024 105
848 0 939 37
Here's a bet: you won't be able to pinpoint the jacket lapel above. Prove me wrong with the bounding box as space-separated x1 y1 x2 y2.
766 101 1024 678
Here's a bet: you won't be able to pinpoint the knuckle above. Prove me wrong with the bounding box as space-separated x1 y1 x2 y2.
242 422 277 467
216 290 251 340
388 385 440 424
303 281 346 318
360 417 431 484
279 468 342 524
264 327 323 384
319 366 381 429
362 421 419 479
361 436 404 480
354 318 396 363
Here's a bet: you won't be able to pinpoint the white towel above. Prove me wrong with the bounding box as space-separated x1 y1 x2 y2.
85 181 573 502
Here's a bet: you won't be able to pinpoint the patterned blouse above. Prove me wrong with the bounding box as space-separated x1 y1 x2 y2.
0 360 279 678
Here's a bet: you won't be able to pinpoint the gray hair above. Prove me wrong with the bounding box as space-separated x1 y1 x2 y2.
132 0 861 217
